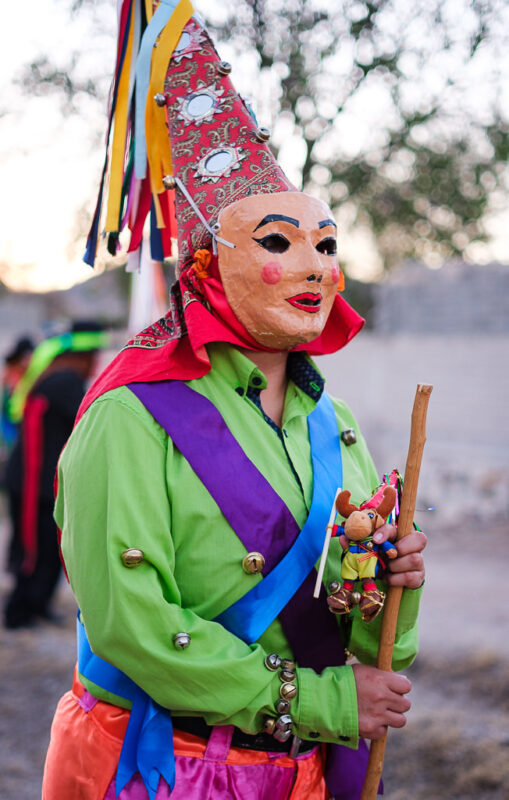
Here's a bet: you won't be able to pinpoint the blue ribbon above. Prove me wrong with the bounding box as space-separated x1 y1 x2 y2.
215 392 342 643
134 0 182 180
77 616 175 800
150 199 165 261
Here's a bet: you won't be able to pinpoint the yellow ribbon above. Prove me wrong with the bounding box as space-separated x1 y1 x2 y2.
105 7 136 232
146 0 194 196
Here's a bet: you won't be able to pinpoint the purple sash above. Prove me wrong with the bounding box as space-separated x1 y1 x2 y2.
128 380 380 799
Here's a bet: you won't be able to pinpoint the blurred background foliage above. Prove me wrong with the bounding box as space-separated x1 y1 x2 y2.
207 0 509 272
15 0 509 275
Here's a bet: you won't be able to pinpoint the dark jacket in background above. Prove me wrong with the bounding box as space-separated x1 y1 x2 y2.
4 367 86 628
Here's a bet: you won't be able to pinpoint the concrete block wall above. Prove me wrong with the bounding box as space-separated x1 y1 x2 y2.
373 262 509 334
319 332 509 529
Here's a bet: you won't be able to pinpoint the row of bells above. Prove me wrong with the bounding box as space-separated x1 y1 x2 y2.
121 547 266 574
263 653 298 742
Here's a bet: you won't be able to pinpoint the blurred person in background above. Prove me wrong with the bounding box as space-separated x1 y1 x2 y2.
3 320 107 629
0 335 34 470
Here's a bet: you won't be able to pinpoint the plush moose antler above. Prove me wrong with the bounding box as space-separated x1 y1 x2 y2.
374 485 398 521
335 490 358 519
336 485 397 527
336 485 397 542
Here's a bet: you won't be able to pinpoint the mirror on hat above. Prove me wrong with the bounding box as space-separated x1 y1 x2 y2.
188 93 215 117
206 150 233 173
194 146 247 184
177 84 225 126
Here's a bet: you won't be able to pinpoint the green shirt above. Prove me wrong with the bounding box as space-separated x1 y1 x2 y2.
56 342 421 748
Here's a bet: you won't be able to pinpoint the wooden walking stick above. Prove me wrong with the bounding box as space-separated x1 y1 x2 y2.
360 383 433 800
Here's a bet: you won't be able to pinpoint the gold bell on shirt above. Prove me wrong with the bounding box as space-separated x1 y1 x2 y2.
121 548 144 567
242 552 265 574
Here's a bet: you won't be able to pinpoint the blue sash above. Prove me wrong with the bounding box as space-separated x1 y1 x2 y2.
77 616 174 800
215 391 341 641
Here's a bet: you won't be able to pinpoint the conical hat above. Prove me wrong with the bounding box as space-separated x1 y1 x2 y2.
84 3 295 270
163 17 295 266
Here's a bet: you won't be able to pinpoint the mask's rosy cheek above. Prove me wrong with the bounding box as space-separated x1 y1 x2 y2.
261 261 283 285
331 264 340 284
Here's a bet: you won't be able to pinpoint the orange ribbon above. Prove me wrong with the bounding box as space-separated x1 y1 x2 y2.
193 249 212 280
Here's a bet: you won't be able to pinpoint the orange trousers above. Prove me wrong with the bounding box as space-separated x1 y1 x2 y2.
43 670 330 800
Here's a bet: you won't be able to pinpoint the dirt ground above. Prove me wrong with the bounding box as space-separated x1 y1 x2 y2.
1 512 508 800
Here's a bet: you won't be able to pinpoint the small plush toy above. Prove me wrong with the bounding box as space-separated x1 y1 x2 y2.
328 485 398 622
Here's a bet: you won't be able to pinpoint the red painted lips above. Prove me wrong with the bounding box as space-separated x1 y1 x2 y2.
285 292 322 313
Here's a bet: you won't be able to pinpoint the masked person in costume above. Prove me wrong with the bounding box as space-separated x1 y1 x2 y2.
3 321 107 629
43 6 426 800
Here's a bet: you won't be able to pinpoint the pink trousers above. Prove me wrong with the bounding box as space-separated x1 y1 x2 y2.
43 671 329 800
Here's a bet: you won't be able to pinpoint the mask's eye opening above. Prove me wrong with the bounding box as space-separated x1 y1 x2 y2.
316 236 337 256
252 233 290 254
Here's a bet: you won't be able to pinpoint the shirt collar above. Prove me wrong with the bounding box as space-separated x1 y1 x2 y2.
205 343 324 403
287 352 324 402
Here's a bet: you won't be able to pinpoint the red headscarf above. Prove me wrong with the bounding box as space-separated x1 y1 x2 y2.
76 252 363 422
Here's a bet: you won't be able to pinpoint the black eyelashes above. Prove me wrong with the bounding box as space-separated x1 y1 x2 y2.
252 233 337 256
252 233 290 254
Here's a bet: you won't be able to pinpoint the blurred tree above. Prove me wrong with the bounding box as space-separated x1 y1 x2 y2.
16 0 509 273
206 0 509 271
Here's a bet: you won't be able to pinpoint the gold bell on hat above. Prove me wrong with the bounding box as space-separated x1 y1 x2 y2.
255 127 271 143
242 552 265 574
217 60 232 75
162 174 177 190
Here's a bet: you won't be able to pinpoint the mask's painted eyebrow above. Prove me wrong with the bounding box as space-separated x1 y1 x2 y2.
318 219 337 229
253 214 300 232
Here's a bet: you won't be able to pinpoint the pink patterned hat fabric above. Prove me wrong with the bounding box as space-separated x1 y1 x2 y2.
163 18 295 266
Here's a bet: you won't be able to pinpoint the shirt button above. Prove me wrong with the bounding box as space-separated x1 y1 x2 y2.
341 428 357 446
251 376 263 387
338 735 350 742
121 548 144 567
308 731 320 739
173 632 191 649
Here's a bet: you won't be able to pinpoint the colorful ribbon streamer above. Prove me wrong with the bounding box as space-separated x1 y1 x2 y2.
84 0 194 268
